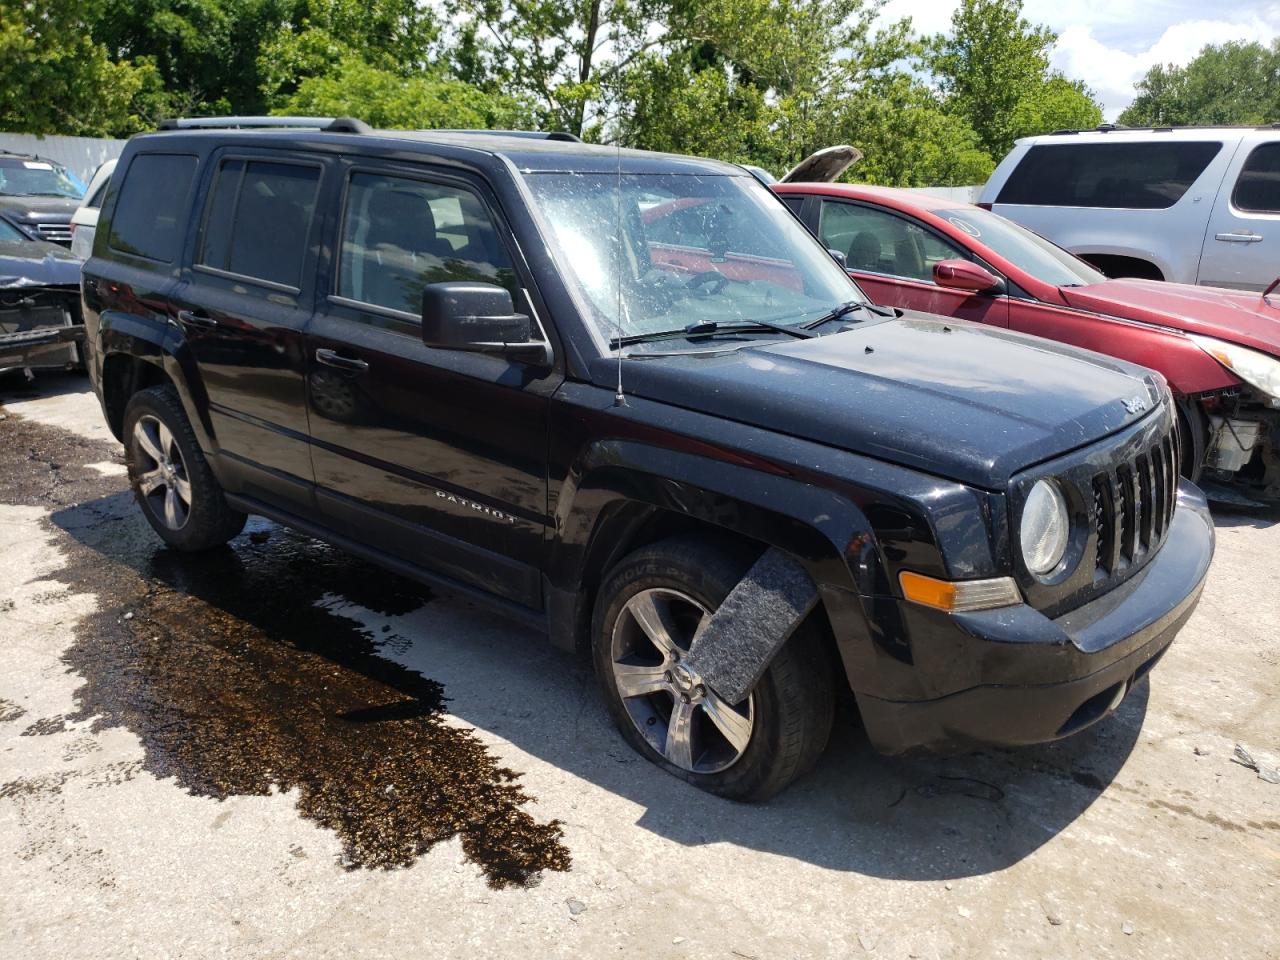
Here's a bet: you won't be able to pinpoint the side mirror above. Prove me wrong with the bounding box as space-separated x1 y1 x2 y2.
421 282 551 365
828 248 847 269
933 259 1005 294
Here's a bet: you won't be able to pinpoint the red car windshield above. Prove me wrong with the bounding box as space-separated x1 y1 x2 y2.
939 207 1105 288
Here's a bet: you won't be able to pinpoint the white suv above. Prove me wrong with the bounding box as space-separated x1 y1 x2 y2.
70 158 117 260
980 125 1280 292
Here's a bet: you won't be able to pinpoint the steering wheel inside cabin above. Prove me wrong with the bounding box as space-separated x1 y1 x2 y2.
686 270 730 296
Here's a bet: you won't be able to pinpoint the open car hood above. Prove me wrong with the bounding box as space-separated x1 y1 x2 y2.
780 145 862 184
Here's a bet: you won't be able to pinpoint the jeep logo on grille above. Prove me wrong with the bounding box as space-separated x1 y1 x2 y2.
1122 396 1148 415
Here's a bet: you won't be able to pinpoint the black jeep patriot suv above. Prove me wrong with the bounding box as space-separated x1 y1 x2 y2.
82 118 1214 800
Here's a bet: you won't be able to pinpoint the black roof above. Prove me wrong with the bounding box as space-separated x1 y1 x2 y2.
141 126 745 177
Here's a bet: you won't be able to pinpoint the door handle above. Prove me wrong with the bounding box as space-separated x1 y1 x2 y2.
177 309 218 330
1215 232 1263 243
315 348 369 373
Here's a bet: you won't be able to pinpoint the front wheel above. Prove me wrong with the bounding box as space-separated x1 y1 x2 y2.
1176 400 1208 483
592 538 834 801
123 385 246 551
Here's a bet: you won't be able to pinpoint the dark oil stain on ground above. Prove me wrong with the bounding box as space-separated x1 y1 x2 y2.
0 406 571 887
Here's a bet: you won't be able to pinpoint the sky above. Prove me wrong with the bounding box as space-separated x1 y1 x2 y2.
878 0 1280 119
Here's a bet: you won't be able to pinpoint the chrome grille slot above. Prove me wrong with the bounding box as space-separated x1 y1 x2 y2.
1136 452 1154 549
34 222 72 245
1117 463 1136 563
1093 475 1115 574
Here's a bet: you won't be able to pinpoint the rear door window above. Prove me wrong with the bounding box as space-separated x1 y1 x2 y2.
819 200 965 282
336 171 518 316
198 158 321 289
85 179 110 210
1232 142 1280 214
996 142 1223 209
108 153 198 262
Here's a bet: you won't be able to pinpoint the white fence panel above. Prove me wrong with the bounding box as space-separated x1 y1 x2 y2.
0 133 127 184
897 185 983 204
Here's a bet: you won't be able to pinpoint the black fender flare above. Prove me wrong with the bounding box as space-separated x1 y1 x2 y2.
96 308 216 453
545 438 901 670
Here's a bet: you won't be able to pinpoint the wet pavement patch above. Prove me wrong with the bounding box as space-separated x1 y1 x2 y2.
0 408 571 887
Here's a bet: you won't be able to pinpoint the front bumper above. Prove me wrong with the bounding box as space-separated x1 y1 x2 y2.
856 481 1214 755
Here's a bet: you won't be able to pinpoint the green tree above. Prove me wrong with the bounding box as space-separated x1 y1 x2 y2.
617 0 992 186
277 56 533 129
1119 41 1280 126
832 74 995 186
257 0 443 106
443 0 673 137
0 0 153 136
929 0 1101 158
93 0 286 116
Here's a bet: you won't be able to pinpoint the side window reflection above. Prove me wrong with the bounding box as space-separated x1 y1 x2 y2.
819 201 965 284
338 173 519 316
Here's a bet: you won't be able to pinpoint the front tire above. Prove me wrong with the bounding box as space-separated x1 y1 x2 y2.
1177 400 1208 483
123 385 246 551
592 538 835 801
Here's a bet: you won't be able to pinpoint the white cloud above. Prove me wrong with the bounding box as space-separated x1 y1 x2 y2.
1053 18 1278 119
875 1 1280 121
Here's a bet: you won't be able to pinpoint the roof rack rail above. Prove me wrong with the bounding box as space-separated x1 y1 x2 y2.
430 129 583 142
153 118 584 142
157 116 373 134
1049 122 1132 136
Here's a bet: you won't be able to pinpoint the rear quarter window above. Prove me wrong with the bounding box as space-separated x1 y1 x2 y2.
996 141 1223 209
108 153 198 262
1232 142 1280 214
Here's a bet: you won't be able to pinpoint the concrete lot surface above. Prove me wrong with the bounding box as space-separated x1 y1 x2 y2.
1 373 1278 959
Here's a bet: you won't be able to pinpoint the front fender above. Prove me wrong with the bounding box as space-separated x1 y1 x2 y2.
554 439 875 593
545 385 1010 698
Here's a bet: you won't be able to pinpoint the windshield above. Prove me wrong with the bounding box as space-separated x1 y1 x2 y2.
939 207 1105 287
0 158 83 199
524 172 867 346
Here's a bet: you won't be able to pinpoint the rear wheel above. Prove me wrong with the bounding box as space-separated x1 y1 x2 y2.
592 538 834 801
123 385 246 550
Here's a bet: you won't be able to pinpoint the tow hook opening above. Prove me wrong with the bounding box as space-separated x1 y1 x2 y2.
1056 647 1169 737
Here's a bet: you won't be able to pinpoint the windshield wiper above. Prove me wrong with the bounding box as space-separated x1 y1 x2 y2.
803 300 894 329
610 318 816 349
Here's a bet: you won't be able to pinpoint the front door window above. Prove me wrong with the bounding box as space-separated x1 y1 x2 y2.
818 201 965 283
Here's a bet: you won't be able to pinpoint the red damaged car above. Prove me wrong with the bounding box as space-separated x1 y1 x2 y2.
773 183 1280 504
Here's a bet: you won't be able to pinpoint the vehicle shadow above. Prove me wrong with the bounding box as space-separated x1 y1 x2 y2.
0 368 89 400
1209 503 1280 529
50 492 1145 883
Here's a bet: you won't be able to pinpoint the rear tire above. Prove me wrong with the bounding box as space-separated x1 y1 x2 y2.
592 537 835 801
123 385 246 551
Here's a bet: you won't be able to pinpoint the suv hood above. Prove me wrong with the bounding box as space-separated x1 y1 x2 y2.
600 315 1162 489
0 195 78 225
1063 279 1280 357
0 239 80 286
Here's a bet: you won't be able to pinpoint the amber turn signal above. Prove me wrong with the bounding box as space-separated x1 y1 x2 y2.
899 571 1021 612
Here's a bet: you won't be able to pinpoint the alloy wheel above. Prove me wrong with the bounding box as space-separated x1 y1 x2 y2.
132 414 192 531
610 587 754 774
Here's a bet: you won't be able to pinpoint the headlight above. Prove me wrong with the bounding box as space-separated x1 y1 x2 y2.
1020 479 1069 576
1187 333 1280 404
